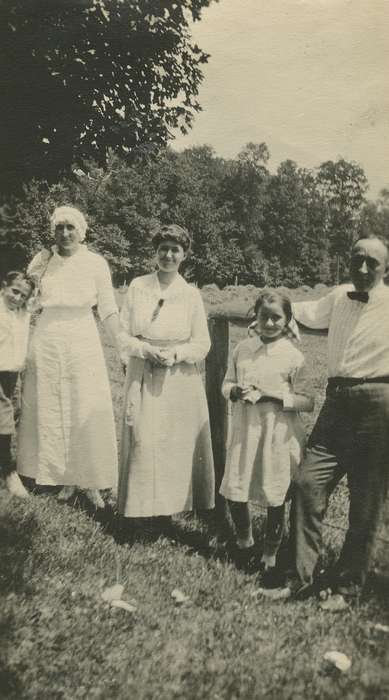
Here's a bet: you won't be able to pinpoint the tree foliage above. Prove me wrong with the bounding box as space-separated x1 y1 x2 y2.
0 145 379 288
0 0 213 194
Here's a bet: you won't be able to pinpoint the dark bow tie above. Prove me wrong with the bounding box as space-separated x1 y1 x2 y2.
347 291 369 303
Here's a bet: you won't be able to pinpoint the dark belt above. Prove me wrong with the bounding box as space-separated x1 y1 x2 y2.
328 376 389 391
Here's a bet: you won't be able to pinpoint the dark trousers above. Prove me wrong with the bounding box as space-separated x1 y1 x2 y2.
0 371 19 477
0 435 13 476
290 383 389 586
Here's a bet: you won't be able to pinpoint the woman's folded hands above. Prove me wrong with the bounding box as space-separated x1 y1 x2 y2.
144 345 177 367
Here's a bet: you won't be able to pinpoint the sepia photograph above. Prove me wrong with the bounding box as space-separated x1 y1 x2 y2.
0 1 388 698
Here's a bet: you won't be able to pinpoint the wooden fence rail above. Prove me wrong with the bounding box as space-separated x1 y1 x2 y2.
205 310 253 520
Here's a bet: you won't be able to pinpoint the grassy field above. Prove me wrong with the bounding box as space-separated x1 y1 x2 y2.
1 315 389 700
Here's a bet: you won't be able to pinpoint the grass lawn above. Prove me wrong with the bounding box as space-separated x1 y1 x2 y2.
1 316 389 700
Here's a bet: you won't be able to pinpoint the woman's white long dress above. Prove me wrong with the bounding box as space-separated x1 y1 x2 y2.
17 246 118 489
117 272 215 517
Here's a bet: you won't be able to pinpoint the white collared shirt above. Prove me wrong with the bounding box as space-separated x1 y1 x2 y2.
222 334 313 411
118 272 210 365
0 295 31 372
293 282 389 378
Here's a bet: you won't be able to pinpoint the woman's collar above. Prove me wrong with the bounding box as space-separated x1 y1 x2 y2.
152 271 186 299
51 243 86 259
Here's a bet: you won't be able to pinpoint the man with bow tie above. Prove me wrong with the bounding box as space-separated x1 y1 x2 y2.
288 234 389 599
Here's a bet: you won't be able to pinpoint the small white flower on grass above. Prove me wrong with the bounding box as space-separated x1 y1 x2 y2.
110 600 137 613
319 594 348 612
101 584 136 613
101 584 124 602
171 588 190 604
323 651 351 672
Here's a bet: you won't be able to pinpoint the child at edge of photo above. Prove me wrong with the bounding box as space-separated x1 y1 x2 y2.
0 271 35 498
219 289 314 587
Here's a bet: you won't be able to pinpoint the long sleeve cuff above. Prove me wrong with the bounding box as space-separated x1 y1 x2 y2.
118 331 149 364
174 340 210 365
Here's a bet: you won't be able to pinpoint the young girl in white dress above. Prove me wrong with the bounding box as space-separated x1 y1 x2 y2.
220 290 314 579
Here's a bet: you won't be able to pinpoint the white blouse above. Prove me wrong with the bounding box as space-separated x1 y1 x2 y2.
28 245 117 321
0 295 31 372
293 281 389 378
118 273 210 365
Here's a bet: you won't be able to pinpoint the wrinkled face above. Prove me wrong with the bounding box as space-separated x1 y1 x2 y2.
256 301 288 341
54 219 81 255
2 279 32 310
350 238 388 292
156 239 186 273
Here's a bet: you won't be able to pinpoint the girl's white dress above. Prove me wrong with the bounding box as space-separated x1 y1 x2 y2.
220 335 311 507
117 272 215 517
17 246 118 489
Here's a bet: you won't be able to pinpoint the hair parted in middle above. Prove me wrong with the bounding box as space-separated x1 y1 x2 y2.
50 206 88 241
152 223 192 252
252 288 293 324
2 270 36 295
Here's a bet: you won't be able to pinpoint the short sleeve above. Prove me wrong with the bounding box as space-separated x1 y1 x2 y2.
95 256 118 321
283 356 314 412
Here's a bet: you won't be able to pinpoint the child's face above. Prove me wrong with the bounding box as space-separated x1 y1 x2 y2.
256 301 288 341
2 279 32 310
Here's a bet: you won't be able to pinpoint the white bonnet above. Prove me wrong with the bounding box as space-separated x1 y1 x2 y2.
50 206 88 241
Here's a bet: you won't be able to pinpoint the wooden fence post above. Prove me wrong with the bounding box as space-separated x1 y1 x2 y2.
206 316 229 525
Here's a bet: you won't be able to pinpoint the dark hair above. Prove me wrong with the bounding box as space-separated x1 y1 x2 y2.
152 224 192 252
253 288 292 324
2 271 35 295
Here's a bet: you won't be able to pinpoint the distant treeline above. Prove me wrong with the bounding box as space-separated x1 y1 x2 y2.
1 143 388 287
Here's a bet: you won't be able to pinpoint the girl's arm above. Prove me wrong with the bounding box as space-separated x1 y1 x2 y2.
283 361 314 412
221 346 239 400
173 290 211 364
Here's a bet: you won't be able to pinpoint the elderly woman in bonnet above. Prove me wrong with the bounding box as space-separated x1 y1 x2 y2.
117 223 215 525
17 206 120 507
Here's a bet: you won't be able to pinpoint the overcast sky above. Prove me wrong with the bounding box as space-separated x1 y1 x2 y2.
173 0 389 199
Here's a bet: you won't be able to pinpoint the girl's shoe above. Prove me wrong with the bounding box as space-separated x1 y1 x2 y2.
5 472 30 498
259 566 285 589
84 489 105 509
57 485 76 502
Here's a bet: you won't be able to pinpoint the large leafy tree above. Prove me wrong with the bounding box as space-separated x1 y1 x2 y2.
316 159 368 263
0 0 213 195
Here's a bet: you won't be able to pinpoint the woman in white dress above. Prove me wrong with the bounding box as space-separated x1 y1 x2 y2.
117 224 215 520
17 206 119 508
